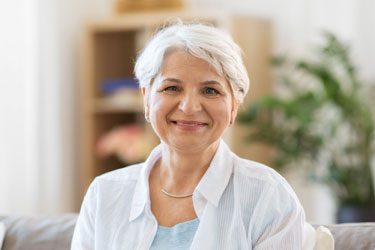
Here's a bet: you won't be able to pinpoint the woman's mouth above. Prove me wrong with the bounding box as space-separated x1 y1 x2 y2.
171 120 208 130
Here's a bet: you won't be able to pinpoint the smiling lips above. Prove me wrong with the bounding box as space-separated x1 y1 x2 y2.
171 120 208 131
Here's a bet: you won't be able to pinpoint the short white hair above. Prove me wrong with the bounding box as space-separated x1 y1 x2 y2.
134 20 250 103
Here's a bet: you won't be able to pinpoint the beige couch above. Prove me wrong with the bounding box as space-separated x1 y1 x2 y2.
1 214 375 250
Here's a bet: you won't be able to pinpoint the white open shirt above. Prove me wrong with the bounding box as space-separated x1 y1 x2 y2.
72 139 316 250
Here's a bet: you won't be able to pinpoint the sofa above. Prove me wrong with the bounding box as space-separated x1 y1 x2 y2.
0 214 375 250
0 214 76 250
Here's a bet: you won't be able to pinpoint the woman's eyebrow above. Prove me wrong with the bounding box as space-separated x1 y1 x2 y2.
161 78 223 87
201 80 224 87
162 78 182 84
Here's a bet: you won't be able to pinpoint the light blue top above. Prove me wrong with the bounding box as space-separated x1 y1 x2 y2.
150 218 200 250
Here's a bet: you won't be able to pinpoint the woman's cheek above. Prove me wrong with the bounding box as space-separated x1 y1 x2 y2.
149 96 169 118
215 99 232 117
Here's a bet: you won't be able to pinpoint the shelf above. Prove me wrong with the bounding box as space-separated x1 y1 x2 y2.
93 94 144 114
94 101 143 114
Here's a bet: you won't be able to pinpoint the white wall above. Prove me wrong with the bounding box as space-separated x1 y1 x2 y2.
0 0 114 215
0 0 39 214
35 0 114 215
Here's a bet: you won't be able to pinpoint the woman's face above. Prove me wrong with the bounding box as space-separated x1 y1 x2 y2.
144 49 238 153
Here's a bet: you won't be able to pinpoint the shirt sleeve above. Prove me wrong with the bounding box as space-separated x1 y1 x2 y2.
252 182 316 250
71 179 98 250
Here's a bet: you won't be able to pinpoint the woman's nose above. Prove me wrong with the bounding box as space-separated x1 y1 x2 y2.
179 94 202 114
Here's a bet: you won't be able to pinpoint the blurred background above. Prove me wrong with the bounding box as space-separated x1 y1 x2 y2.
0 0 374 225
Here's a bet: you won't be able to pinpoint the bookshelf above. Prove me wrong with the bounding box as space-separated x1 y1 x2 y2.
78 10 272 205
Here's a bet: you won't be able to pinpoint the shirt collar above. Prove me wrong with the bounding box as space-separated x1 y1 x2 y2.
129 144 162 221
129 139 234 221
194 139 234 208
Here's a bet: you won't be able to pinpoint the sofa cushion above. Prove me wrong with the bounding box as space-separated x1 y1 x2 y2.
322 223 375 250
0 214 77 250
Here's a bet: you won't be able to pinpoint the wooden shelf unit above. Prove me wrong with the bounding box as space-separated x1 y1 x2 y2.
78 10 272 206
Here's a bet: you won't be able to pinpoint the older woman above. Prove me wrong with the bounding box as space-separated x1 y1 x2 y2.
72 21 316 249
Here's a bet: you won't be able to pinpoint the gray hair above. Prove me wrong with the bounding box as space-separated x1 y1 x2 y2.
134 20 250 103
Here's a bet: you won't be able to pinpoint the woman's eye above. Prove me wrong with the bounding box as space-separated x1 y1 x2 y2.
163 86 178 92
204 87 220 96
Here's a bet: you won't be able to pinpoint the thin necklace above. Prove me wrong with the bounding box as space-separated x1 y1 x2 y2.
159 173 194 198
161 188 193 198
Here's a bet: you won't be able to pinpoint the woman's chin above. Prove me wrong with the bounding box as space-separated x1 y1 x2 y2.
163 137 219 154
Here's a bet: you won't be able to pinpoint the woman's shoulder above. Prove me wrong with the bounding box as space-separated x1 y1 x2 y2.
232 155 288 188
232 155 301 207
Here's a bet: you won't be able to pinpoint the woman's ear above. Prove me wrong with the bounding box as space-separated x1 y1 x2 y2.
229 101 240 126
142 87 146 97
142 87 150 118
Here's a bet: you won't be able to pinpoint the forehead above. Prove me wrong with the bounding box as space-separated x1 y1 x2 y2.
158 49 226 83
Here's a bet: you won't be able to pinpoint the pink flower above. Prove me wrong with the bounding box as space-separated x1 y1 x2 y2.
96 125 152 163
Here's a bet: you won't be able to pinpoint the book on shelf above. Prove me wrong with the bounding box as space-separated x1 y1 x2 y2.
99 78 143 111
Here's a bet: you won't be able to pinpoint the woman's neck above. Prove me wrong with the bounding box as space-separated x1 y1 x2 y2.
158 140 220 194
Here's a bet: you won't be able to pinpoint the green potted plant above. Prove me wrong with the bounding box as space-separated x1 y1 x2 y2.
239 32 375 222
